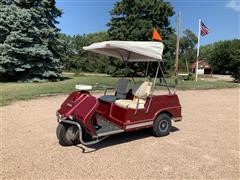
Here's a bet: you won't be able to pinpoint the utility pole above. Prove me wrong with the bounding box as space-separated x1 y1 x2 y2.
185 57 189 75
175 12 181 88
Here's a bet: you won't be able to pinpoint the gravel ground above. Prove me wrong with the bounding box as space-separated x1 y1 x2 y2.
1 88 239 179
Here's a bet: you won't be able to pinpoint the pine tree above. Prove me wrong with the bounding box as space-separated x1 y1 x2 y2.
0 0 64 81
108 0 174 41
107 0 175 76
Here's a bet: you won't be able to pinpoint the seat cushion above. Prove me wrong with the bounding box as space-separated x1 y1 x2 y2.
114 81 151 109
99 95 117 103
115 99 145 109
128 102 145 109
132 81 152 98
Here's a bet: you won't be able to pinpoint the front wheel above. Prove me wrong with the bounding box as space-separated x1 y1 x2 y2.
152 113 172 137
56 123 79 146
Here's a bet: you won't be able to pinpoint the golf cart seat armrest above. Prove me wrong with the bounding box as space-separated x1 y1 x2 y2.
158 83 175 88
104 87 115 95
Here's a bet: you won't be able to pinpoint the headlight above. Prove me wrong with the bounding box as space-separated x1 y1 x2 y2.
56 111 63 121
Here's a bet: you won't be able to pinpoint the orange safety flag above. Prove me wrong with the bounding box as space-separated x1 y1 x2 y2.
152 27 162 41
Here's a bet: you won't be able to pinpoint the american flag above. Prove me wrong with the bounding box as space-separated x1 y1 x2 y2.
200 21 209 36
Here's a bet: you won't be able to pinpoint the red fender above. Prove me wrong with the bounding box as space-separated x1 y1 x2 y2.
58 91 98 136
73 95 98 136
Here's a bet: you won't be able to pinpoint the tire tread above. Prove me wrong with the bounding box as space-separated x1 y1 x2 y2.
152 113 172 137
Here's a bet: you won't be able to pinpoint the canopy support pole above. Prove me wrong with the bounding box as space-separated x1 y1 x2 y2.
145 60 150 80
152 61 160 93
152 62 171 95
159 63 171 94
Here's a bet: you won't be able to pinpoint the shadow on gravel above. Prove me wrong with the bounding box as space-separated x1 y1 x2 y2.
75 126 179 153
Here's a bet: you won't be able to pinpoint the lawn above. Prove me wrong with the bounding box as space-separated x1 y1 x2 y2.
0 75 239 106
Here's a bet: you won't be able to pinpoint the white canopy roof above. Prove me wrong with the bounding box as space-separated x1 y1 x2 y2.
83 41 164 62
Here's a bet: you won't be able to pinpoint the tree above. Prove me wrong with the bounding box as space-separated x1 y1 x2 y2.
62 31 110 73
201 39 240 82
0 0 63 81
108 0 174 41
179 29 197 73
199 44 214 61
229 48 240 82
107 0 175 76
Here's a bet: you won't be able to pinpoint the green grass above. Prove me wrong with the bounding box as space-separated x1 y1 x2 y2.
0 75 239 106
170 79 239 90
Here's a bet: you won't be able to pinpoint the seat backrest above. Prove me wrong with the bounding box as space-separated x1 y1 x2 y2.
115 79 131 98
132 81 152 98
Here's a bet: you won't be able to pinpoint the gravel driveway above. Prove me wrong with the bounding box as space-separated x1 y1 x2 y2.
1 88 239 179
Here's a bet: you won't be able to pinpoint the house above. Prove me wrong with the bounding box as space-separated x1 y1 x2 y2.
191 60 212 74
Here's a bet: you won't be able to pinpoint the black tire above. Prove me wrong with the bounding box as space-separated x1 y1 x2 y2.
152 113 172 137
56 122 63 140
56 123 79 146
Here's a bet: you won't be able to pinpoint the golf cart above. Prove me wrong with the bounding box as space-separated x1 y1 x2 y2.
56 41 182 146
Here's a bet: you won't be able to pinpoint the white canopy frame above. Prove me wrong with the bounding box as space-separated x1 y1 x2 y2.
83 41 171 94
83 41 164 62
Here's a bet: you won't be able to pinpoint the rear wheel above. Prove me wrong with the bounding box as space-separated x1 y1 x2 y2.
56 123 79 146
152 113 172 137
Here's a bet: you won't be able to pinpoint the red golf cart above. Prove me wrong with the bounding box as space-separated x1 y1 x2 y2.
56 41 182 146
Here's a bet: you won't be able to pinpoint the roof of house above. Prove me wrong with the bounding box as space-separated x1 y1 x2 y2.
191 60 211 69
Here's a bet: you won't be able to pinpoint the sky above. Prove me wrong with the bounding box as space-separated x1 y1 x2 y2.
56 0 240 45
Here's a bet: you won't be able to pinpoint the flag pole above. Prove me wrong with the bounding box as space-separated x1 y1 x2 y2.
195 19 201 82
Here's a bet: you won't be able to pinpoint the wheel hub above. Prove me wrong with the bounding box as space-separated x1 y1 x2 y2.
159 120 169 132
66 126 79 141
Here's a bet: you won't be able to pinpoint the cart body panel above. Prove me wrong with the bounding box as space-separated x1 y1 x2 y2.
96 94 181 131
58 91 99 136
58 90 181 137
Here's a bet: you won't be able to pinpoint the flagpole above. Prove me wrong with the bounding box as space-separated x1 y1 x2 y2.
195 19 201 82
